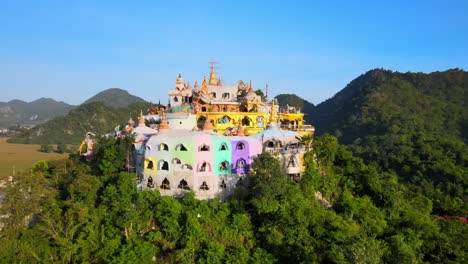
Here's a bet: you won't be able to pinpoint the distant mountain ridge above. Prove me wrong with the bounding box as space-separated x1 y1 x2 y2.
0 97 75 128
83 88 146 108
8 88 150 144
311 68 468 143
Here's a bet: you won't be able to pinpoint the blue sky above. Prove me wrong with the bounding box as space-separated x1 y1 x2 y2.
1 0 467 105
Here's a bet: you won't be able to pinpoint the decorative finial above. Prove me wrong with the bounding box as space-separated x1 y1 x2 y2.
159 112 169 130
209 61 218 85
237 118 245 136
138 110 145 125
269 100 278 125
202 115 213 131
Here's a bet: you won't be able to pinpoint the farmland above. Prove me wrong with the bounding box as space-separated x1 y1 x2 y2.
0 137 67 178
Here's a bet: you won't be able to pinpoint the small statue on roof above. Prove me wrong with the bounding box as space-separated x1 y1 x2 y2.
78 132 96 157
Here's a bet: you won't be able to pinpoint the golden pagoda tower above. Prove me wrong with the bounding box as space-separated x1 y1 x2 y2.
209 63 217 85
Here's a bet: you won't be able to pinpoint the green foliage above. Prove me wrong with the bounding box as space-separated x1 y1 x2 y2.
9 101 150 144
83 88 146 108
38 144 53 153
254 89 266 101
312 69 468 214
2 69 468 262
56 142 69 153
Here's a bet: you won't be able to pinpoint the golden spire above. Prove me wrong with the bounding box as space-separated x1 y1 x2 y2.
159 112 169 130
201 76 209 94
194 80 199 89
217 78 223 86
138 110 145 125
202 74 207 86
186 81 191 89
269 100 278 125
237 118 245 136
203 115 213 131
209 63 217 85
128 114 135 127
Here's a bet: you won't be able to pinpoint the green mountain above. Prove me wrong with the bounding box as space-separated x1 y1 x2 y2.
8 88 150 144
275 94 315 124
310 68 468 214
83 88 146 108
0 98 75 128
8 101 151 144
312 68 468 143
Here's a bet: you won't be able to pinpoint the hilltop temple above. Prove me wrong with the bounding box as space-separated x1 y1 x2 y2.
125 64 314 199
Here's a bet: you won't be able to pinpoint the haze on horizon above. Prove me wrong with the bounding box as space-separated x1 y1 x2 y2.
1 0 467 105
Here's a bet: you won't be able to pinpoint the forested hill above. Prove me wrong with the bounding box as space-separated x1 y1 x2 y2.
275 94 315 124
83 88 146 108
310 68 468 215
312 68 468 144
8 101 151 144
8 88 150 144
0 98 75 128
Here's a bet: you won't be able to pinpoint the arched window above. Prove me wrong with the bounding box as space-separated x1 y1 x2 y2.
212 92 217 98
159 143 169 151
147 176 154 188
199 144 210 152
200 181 209 191
176 144 188 151
201 106 207 112
242 116 251 126
220 143 228 151
266 141 275 148
160 178 170 190
198 162 211 172
217 115 231 124
178 179 190 190
172 158 181 164
147 160 154 169
236 142 245 150
174 97 179 102
159 160 169 171
220 161 229 171
220 180 227 189
222 93 230 99
276 141 283 148
236 159 246 170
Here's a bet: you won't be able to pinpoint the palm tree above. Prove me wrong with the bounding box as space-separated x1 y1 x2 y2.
296 134 314 152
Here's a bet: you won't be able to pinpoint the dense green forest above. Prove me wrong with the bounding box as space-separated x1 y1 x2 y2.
311 69 468 216
1 134 467 263
8 101 151 144
2 69 467 262
82 88 146 108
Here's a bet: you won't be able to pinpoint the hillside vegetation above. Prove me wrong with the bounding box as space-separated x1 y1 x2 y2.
8 101 151 144
310 69 468 215
1 69 467 262
83 88 146 108
1 135 467 263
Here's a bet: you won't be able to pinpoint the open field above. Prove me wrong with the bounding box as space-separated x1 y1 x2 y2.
0 138 68 178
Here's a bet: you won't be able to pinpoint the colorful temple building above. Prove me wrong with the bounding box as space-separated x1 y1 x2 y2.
127 64 315 199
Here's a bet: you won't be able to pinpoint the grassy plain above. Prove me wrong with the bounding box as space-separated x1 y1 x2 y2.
0 137 67 178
